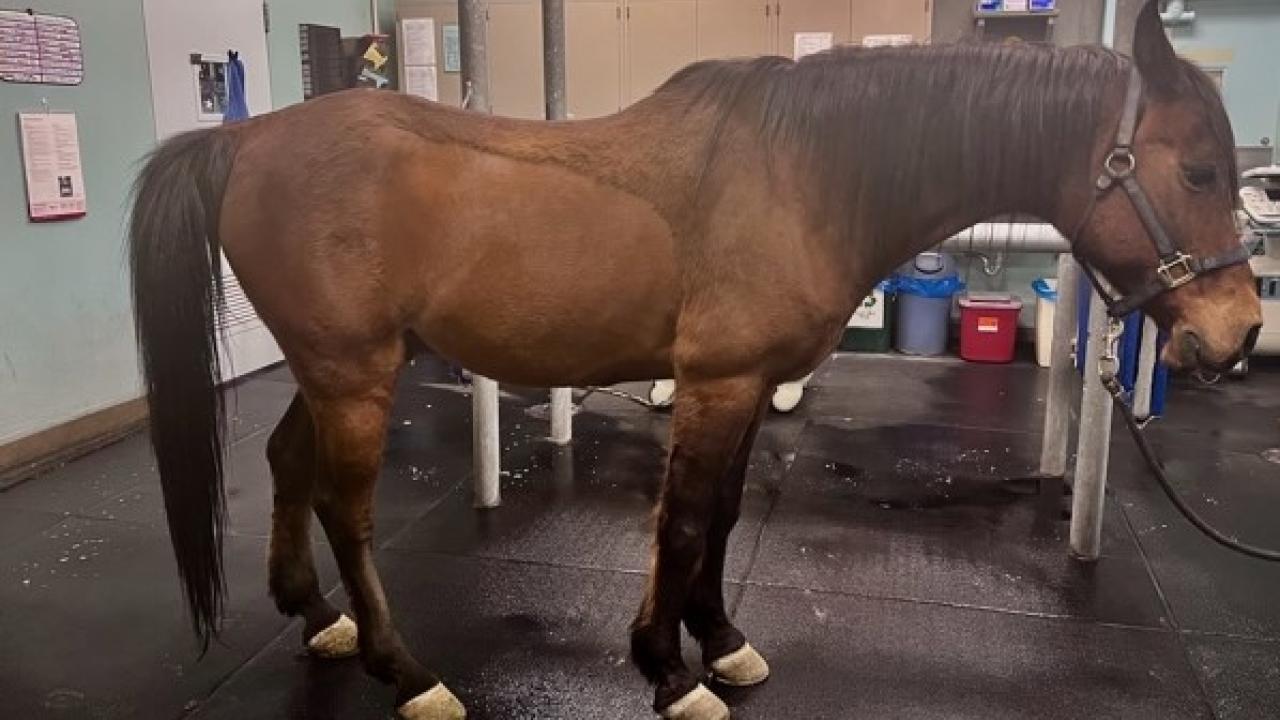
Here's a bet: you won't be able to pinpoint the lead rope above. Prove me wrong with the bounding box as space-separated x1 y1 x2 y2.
1095 324 1280 561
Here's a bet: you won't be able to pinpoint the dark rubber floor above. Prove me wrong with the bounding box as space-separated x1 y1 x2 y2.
3 353 1279 719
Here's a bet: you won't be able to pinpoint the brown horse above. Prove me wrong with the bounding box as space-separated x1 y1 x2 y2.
128 2 1260 718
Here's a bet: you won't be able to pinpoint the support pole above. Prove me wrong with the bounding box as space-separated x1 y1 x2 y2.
458 0 490 113
1133 316 1159 419
460 0 499 506
542 0 574 444
550 387 573 445
1039 255 1080 477
542 0 567 121
472 376 501 508
1070 289 1116 560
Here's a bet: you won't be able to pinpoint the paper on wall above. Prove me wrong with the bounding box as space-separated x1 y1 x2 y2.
401 17 436 66
442 23 461 72
862 34 914 48
404 65 438 101
793 32 833 60
18 111 87 221
0 10 84 85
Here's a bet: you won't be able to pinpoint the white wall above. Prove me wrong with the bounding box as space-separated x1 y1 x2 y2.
142 0 283 379
142 0 274 139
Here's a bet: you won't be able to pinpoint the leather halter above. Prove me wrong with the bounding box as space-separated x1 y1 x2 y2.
1074 66 1253 318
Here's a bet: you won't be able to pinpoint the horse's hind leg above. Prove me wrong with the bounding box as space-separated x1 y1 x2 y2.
305 349 464 720
266 392 353 657
683 392 770 688
632 376 766 720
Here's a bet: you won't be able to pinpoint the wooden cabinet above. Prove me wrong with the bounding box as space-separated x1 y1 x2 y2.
397 0 933 118
488 1 545 118
566 0 623 118
626 0 697 103
776 0 852 53
851 0 932 44
696 0 771 61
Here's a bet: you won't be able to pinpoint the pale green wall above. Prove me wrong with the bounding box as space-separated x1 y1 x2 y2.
0 1 156 444
1 0 376 448
267 0 374 109
1169 0 1280 152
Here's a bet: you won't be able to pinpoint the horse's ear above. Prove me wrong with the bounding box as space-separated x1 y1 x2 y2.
1133 0 1183 96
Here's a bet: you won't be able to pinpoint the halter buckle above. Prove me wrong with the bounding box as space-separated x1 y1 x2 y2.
1104 148 1136 179
1156 252 1196 289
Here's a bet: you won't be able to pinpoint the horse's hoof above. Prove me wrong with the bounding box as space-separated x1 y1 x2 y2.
660 684 729 720
306 613 358 659
710 642 770 687
398 683 466 720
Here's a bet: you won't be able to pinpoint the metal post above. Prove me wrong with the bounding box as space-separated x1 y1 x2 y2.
1070 289 1115 560
542 0 567 121
1133 316 1159 419
1039 255 1080 477
459 0 499 506
541 0 574 444
458 0 491 113
369 0 380 34
472 376 501 508
550 387 573 445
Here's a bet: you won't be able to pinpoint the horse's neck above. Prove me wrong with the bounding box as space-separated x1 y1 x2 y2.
830 51 1119 277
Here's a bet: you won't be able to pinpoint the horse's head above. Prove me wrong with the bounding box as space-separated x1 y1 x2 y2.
1072 0 1261 373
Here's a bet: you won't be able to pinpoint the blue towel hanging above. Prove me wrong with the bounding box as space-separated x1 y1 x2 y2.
224 50 250 123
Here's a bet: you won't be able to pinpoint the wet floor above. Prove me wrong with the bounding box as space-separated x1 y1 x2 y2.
2 352 1279 719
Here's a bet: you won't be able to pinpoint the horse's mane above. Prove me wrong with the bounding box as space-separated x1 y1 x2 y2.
656 41 1234 256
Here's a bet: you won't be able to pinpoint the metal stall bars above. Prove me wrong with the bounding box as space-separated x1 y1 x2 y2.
458 0 502 509
543 0 574 447
464 0 575 509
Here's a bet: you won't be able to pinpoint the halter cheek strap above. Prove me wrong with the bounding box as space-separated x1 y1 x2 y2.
1075 66 1254 318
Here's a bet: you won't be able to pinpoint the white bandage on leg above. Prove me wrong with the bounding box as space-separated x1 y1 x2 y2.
398 683 467 720
660 684 729 720
709 642 770 687
306 613 358 659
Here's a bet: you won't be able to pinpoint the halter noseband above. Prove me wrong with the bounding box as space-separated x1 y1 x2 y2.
1074 66 1253 318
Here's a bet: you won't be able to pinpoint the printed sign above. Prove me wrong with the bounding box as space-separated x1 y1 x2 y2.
848 289 886 329
793 32 833 60
442 24 460 72
18 111 87 221
977 316 1000 334
0 10 83 85
401 17 436 67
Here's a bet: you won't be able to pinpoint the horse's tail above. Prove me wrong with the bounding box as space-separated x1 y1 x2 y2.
128 127 240 651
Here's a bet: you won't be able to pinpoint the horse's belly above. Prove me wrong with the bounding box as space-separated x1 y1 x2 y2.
398 149 680 387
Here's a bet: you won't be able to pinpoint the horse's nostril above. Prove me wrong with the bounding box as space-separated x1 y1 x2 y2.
1244 324 1262 356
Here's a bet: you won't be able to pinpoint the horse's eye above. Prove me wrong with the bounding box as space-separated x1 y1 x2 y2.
1182 165 1217 191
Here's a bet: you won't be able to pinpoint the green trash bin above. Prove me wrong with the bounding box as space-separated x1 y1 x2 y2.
840 280 895 352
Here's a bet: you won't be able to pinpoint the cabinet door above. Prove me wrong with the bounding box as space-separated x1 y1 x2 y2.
697 0 771 61
625 0 697 104
488 1 545 118
777 0 851 57
850 0 932 44
567 0 623 118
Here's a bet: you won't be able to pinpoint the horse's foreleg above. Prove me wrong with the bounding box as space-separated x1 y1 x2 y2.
266 392 351 657
632 376 766 720
309 370 464 720
683 392 770 688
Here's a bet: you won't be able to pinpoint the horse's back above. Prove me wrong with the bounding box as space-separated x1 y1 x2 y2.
219 90 681 387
